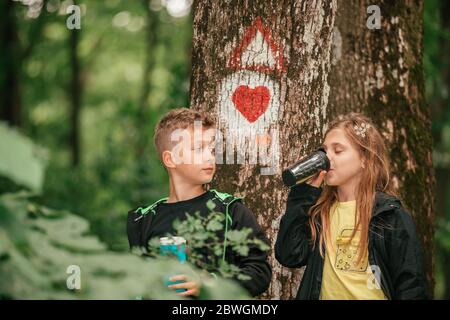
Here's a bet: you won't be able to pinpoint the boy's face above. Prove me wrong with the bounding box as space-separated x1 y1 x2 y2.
165 125 216 185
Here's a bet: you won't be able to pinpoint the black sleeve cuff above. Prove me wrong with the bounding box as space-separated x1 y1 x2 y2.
289 182 322 198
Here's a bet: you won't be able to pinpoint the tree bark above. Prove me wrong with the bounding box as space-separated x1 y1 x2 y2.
0 0 48 129
190 0 435 299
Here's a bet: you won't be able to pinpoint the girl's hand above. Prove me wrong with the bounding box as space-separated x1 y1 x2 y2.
168 274 201 297
306 170 327 188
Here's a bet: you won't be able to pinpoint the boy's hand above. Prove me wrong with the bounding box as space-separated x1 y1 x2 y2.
306 170 327 188
168 274 201 297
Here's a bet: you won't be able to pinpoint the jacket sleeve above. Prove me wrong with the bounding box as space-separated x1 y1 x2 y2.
385 208 428 299
275 183 322 268
228 202 272 297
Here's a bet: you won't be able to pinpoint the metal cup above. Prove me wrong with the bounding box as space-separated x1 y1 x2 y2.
282 148 330 187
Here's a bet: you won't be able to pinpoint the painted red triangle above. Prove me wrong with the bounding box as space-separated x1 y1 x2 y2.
228 16 286 74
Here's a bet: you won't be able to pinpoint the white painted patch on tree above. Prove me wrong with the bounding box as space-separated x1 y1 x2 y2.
217 71 281 174
218 70 280 130
217 17 286 174
241 30 277 69
218 70 280 175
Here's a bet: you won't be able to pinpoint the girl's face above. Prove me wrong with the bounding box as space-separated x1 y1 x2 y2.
322 128 364 187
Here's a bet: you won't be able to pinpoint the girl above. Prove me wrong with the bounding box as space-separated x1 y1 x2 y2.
275 113 428 300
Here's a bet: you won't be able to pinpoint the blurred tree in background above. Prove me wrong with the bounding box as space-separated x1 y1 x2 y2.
0 0 449 299
424 0 450 300
2 0 193 253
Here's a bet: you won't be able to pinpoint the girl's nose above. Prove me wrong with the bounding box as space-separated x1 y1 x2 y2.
327 156 334 168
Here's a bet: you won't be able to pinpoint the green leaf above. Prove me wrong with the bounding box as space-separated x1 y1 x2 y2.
234 245 249 257
0 123 47 193
226 230 247 242
253 239 270 251
237 273 251 281
193 232 209 241
206 219 223 231
206 200 216 211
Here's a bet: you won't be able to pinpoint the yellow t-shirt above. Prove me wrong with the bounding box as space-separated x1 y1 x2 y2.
319 200 387 300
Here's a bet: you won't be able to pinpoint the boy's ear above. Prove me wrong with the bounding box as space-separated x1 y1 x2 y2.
162 150 177 169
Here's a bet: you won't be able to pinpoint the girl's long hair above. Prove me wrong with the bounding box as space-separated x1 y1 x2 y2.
308 113 397 264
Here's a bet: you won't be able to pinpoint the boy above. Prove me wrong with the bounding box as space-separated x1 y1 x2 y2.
127 108 271 297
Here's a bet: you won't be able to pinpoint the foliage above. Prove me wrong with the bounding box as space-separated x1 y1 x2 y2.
148 200 270 281
0 122 249 300
0 123 47 193
0 192 248 300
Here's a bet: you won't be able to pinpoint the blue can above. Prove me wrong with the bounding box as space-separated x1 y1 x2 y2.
160 236 187 293
172 236 187 263
159 237 173 256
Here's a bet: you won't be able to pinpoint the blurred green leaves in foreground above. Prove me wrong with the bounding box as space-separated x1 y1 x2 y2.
0 123 249 299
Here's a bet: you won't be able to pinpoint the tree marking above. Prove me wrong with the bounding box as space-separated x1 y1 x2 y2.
217 17 286 173
228 16 285 74
218 71 280 130
231 85 271 123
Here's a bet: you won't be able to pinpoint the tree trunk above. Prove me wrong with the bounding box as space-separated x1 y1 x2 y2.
431 0 450 300
190 0 435 299
69 25 82 167
136 0 160 156
0 0 22 128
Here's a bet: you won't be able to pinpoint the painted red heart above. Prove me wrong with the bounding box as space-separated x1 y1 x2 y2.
231 85 271 123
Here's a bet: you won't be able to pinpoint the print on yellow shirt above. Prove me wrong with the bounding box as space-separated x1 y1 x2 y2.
335 228 368 272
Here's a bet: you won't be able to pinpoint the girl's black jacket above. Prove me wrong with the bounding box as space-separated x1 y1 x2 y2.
275 183 428 300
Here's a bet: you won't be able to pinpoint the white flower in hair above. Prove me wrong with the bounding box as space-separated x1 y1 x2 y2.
354 122 371 138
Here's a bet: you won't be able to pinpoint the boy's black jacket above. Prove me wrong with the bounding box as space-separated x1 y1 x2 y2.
275 183 428 300
126 190 272 297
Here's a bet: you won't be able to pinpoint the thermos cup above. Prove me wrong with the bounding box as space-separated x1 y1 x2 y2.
282 148 330 187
